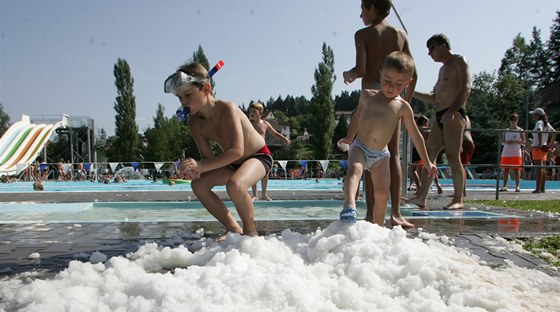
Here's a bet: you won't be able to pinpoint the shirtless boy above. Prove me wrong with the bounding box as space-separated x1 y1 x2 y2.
339 52 437 225
248 101 291 201
343 0 417 228
407 34 471 210
165 62 273 236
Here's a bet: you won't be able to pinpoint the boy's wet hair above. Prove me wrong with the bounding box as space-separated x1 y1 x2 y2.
427 34 451 49
177 62 209 88
382 51 415 78
362 0 392 18
249 102 264 112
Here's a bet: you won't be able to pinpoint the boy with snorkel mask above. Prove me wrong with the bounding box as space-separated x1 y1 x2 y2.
164 62 272 237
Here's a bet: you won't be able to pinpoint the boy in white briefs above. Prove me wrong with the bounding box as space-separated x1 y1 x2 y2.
338 52 437 226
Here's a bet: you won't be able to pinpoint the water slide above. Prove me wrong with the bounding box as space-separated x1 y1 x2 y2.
0 114 69 176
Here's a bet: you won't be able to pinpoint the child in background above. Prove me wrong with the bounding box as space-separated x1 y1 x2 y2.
165 62 272 236
499 113 525 192
409 115 443 195
248 102 291 201
338 52 437 225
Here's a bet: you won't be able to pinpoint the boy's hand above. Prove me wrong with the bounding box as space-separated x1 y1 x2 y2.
343 71 355 84
179 158 202 180
427 162 438 178
337 138 352 152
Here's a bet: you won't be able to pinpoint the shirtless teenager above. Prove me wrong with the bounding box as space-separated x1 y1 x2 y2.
248 101 291 201
342 0 417 228
407 34 471 210
165 62 272 236
339 52 437 225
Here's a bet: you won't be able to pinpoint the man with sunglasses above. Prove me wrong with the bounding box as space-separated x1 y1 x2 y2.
406 34 471 210
164 62 272 237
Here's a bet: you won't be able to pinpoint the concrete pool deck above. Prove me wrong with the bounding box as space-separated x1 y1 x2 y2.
0 189 559 277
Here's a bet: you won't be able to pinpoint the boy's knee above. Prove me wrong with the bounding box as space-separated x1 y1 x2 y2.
190 179 208 193
226 178 245 194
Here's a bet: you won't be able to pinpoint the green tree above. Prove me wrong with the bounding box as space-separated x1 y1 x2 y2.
466 72 498 165
191 45 217 92
111 58 139 162
548 11 560 85
500 34 532 88
527 27 552 89
0 103 10 136
332 114 348 158
143 104 195 161
308 43 336 160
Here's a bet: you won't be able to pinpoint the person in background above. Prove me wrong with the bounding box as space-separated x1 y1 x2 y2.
499 113 525 192
33 181 44 191
530 108 556 193
409 115 443 195
523 138 534 180
407 33 471 210
247 101 291 201
460 115 475 196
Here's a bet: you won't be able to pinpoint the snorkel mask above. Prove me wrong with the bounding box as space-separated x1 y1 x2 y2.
165 60 224 123
164 72 208 94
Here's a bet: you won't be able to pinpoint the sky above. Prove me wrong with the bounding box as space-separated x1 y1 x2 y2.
1 1 558 136
1 221 559 310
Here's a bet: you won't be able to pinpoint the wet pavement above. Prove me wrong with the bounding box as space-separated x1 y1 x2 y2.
0 189 559 278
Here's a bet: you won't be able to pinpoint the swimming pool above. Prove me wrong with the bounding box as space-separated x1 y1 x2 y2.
0 200 519 223
0 179 346 193
1 178 559 193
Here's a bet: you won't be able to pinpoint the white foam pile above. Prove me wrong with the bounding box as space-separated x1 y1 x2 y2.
1 221 559 311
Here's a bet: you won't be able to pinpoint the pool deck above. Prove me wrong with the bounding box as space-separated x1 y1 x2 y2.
0 189 559 278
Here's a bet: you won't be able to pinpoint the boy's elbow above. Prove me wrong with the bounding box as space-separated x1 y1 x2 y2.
355 68 365 78
233 148 244 160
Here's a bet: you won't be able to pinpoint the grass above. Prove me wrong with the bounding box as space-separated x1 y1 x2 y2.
466 199 560 267
521 236 560 267
465 199 560 213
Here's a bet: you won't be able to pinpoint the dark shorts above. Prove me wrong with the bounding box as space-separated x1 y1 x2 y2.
227 146 273 174
436 107 467 129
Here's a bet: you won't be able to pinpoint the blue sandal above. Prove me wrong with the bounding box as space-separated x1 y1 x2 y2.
339 207 357 223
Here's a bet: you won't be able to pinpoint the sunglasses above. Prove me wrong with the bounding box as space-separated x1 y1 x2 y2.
164 72 208 93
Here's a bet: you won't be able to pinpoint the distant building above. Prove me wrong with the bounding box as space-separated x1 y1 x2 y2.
334 111 353 125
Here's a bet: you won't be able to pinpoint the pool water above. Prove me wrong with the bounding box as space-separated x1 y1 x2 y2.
1 178 558 193
0 200 518 223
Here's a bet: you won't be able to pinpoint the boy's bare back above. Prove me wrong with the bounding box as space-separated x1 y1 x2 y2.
355 21 410 89
355 89 410 150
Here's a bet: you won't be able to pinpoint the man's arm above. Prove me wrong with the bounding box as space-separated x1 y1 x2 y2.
343 31 366 84
265 121 291 145
448 56 471 113
413 91 436 104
